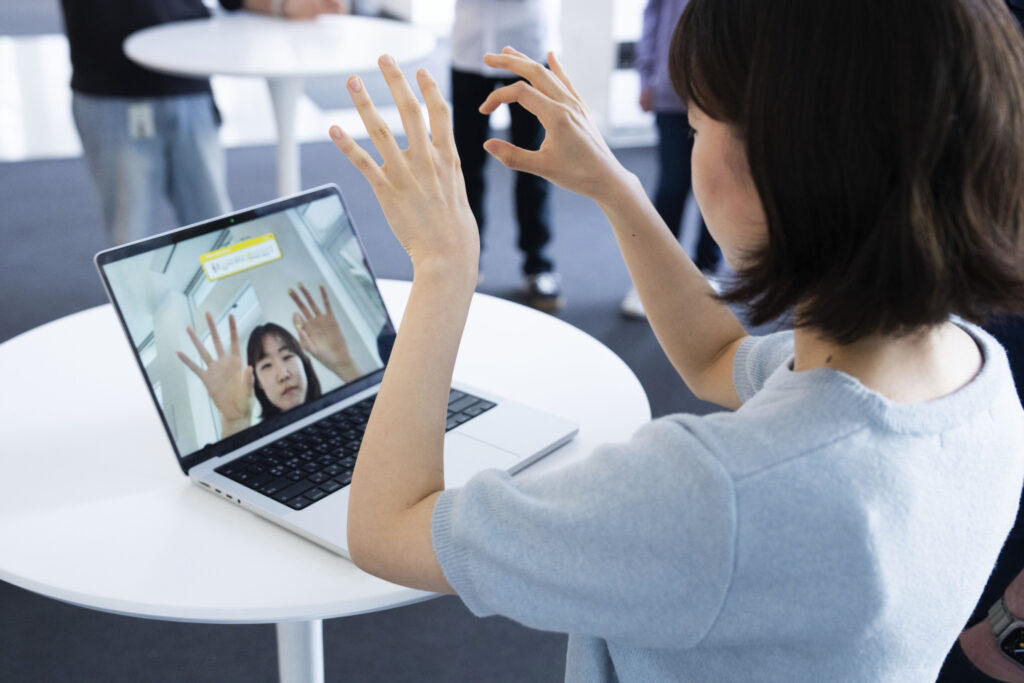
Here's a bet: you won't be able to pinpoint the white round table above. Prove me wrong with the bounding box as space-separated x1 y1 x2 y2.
0 280 649 683
124 14 436 197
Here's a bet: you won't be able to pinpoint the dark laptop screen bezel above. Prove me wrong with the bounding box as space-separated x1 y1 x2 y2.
95 184 394 474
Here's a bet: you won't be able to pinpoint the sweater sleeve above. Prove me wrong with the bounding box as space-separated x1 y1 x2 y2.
432 416 736 649
733 331 795 403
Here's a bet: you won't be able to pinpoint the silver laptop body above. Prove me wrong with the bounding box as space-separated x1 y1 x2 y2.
96 185 577 557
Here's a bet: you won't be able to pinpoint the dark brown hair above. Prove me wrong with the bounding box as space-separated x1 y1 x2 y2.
246 322 322 419
671 0 1024 343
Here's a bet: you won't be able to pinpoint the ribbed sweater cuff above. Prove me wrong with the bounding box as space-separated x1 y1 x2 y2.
431 489 483 612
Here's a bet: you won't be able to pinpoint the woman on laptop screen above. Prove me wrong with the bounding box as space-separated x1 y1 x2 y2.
177 283 364 439
329 0 1024 680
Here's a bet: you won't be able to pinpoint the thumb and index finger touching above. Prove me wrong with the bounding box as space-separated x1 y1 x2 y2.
478 48 581 177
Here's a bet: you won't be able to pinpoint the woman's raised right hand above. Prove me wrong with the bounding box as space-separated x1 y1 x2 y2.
478 47 633 201
176 312 254 424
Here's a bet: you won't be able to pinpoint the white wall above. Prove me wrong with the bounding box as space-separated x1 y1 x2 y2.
378 0 455 34
560 0 615 131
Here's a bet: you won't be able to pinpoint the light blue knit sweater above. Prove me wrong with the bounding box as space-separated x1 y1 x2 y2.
433 321 1024 681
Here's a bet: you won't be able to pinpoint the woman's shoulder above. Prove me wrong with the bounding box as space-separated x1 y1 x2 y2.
733 329 795 401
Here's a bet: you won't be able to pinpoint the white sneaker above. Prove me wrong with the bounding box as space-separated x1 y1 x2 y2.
622 273 719 321
620 287 646 320
523 271 565 312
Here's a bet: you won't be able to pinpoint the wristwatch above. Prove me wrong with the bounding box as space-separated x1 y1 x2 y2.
989 596 1024 667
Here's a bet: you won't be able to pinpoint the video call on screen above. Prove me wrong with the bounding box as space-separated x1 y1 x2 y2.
103 195 390 458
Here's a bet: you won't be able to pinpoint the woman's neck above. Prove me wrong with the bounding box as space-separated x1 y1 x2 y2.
791 322 982 404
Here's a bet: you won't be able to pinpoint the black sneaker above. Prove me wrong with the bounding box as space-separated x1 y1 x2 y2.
523 272 565 312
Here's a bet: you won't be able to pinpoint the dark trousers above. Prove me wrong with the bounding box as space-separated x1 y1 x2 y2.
452 68 554 275
655 112 720 273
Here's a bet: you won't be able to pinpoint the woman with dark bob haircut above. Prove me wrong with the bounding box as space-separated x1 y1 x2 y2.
177 283 363 439
245 322 323 420
323 0 1024 680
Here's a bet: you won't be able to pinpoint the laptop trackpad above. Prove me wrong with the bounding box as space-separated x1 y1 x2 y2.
444 432 519 488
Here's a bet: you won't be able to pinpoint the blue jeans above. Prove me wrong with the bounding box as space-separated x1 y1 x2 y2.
655 112 720 273
73 92 232 246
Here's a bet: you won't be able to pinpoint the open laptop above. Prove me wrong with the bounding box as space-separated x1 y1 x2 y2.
95 184 578 558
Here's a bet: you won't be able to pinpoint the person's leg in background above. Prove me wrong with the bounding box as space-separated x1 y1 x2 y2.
622 110 719 318
656 110 720 275
652 111 688 239
507 76 562 312
165 93 232 225
72 93 165 247
451 68 496 279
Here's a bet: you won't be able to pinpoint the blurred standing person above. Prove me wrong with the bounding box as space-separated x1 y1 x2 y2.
622 0 720 319
451 0 564 312
60 0 345 248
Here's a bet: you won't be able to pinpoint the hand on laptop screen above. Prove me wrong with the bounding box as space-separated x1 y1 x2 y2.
178 282 367 439
177 312 256 439
100 190 396 457
288 283 363 383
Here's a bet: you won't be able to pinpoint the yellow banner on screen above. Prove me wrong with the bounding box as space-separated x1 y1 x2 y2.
200 234 282 281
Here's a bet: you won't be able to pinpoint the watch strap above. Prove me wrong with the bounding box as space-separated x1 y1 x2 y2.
990 596 1018 637
271 0 286 17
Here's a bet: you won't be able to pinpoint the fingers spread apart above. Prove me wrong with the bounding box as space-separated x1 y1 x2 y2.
416 68 456 161
329 125 384 187
186 324 214 366
299 282 323 317
378 55 430 152
330 59 459 185
345 75 402 166
289 285 312 321
318 284 334 316
206 312 225 358
293 312 311 349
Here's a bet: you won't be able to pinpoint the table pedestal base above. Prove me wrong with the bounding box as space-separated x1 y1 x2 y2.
267 77 304 197
276 619 324 683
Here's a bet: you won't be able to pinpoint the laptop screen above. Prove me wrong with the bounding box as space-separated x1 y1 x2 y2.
97 186 395 465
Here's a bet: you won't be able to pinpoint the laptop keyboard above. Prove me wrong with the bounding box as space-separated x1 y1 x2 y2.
214 389 496 510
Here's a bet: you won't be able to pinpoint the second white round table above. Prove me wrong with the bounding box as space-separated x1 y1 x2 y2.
125 13 437 196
